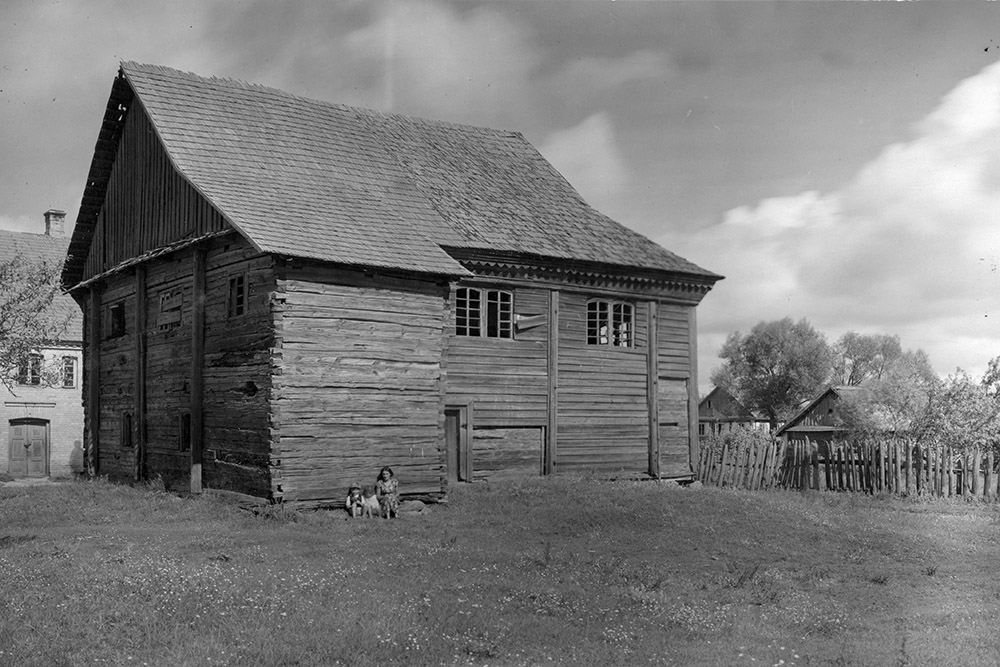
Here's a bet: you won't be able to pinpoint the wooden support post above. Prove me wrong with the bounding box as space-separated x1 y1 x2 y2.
646 300 659 478
190 247 206 493
545 289 559 476
86 288 101 476
133 266 147 483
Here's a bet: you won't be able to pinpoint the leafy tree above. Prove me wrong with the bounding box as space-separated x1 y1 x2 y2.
0 253 71 392
913 362 1000 453
833 332 903 386
711 318 833 429
837 348 940 435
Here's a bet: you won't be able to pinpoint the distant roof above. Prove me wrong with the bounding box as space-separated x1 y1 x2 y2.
0 230 82 340
774 385 872 437
65 62 722 286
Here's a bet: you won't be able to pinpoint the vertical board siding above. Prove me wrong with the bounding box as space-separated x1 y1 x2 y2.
658 302 693 476
444 286 549 428
556 292 650 475
82 102 229 282
274 268 448 501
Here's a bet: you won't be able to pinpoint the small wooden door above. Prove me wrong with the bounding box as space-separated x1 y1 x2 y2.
444 405 472 483
8 420 48 478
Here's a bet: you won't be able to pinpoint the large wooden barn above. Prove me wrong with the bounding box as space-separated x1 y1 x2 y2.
62 62 721 504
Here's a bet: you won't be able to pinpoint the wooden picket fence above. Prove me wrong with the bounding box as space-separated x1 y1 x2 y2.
696 437 1000 500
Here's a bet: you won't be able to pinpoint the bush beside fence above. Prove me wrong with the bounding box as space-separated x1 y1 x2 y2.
696 436 999 500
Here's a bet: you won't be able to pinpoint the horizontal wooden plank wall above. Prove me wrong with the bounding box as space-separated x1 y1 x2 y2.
444 285 549 431
658 302 693 477
194 237 274 496
556 292 650 475
273 266 449 502
82 100 228 283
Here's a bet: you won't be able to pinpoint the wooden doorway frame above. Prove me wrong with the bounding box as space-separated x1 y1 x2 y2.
8 418 50 478
444 402 473 483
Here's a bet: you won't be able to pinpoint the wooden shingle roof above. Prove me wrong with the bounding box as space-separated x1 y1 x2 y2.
65 62 721 286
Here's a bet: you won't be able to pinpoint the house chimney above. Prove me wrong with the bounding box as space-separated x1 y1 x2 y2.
44 209 66 237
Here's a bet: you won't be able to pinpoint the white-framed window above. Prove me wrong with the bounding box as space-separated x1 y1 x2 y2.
62 356 77 388
17 353 43 385
587 299 633 348
456 287 513 339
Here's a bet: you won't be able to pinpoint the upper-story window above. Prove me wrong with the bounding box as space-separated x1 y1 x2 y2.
17 353 43 385
587 299 633 348
228 274 247 318
62 356 77 388
456 287 513 339
105 302 126 339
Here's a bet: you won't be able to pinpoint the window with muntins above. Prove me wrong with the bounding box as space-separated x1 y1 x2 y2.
228 274 247 318
18 353 43 385
456 287 512 339
62 357 76 388
587 299 634 348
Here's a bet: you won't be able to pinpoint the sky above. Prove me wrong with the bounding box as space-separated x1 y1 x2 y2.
2 0 1000 393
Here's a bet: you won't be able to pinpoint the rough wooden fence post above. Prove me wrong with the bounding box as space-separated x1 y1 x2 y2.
962 450 970 499
811 442 820 491
946 446 954 498
894 440 902 495
905 439 913 495
717 441 729 487
973 447 982 498
987 450 995 502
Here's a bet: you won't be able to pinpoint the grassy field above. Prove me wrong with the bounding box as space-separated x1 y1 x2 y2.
1 476 998 667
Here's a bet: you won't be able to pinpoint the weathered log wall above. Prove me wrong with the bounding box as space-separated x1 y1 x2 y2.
556 293 651 475
272 264 449 502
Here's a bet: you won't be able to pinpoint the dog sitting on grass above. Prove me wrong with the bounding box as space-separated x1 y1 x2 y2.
360 486 382 518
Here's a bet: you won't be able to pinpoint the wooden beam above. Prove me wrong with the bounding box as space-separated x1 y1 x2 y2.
87 288 101 476
545 289 559 475
190 247 206 493
687 306 699 474
647 300 660 478
134 266 147 482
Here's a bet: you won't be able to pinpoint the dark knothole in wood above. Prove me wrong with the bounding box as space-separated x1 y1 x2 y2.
234 380 258 397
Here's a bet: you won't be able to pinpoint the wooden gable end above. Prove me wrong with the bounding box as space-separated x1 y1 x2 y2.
82 100 230 283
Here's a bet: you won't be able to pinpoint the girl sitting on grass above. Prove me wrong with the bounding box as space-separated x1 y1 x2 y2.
376 466 399 519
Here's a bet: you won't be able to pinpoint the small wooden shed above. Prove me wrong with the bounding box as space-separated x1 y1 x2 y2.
697 387 769 439
62 62 721 504
774 386 871 450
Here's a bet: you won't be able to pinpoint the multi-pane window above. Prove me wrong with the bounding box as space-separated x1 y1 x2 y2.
456 287 512 339
587 299 633 348
62 357 76 388
228 274 247 318
18 353 43 385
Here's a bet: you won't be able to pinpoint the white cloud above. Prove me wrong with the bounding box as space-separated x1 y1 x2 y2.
666 59 1000 388
537 112 631 212
343 1 540 122
554 50 674 96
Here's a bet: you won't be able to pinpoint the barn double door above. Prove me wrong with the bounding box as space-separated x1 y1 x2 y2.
8 420 48 478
